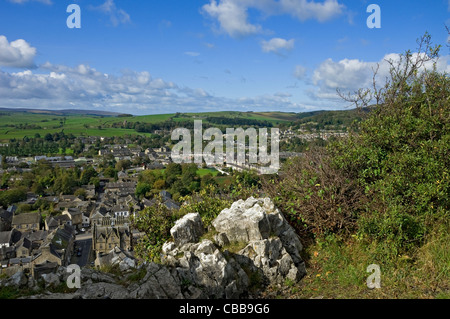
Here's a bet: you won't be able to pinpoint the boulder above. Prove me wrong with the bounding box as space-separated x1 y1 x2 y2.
3 271 28 288
212 197 306 283
165 239 249 299
41 273 61 288
170 212 205 247
119 257 136 273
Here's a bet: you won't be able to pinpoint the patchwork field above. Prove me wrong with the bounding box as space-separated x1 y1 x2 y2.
0 109 303 141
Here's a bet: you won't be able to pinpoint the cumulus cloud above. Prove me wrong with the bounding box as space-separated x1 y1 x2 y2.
261 38 295 55
91 0 130 26
201 0 264 37
201 0 345 37
0 36 37 68
310 53 450 100
0 62 310 114
279 0 345 22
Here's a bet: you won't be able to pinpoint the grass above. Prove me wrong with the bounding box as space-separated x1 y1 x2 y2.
262 224 450 299
196 168 219 177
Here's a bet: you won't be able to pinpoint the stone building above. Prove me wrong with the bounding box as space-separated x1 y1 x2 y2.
11 212 41 232
92 223 131 255
31 224 75 277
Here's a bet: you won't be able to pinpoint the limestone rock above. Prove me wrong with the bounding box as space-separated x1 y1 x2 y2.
3 271 28 288
171 212 205 247
41 273 61 288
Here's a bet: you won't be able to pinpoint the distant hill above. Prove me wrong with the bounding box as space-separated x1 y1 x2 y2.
0 107 122 117
0 108 366 141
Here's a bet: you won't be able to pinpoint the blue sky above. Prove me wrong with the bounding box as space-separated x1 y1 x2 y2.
0 0 449 115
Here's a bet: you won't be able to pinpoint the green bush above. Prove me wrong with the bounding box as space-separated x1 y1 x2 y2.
130 196 183 263
263 34 449 262
330 35 449 259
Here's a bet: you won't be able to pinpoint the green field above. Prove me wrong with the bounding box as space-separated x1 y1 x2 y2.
0 108 362 142
0 110 302 141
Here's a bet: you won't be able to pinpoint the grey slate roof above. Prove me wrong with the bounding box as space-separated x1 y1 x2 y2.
12 212 40 226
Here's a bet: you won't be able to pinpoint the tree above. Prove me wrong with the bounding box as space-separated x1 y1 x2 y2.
115 159 131 171
130 196 183 263
80 166 98 185
165 163 182 178
74 188 87 199
153 179 166 190
0 187 27 208
135 182 152 199
201 173 217 189
103 167 117 179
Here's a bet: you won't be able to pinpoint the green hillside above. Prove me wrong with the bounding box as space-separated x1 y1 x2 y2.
0 108 360 142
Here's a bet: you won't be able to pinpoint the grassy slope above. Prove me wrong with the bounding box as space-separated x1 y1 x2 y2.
265 223 450 299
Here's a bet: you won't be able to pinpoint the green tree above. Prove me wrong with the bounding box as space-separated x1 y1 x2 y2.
130 196 183 263
80 166 98 185
135 182 152 199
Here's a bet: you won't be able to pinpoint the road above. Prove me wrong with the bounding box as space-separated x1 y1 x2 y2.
73 235 92 267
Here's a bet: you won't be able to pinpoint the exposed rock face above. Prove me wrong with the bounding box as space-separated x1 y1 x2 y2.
5 197 306 299
162 197 306 296
211 197 305 284
162 239 249 299
170 212 205 247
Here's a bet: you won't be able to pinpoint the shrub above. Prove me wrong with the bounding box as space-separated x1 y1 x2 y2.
130 196 184 263
330 34 450 258
262 147 366 242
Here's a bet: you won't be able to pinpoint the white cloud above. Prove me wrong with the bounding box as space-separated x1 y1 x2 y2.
279 0 345 22
201 0 345 37
310 53 450 100
261 38 295 55
91 0 130 26
293 65 307 79
0 36 37 68
0 61 312 114
201 0 264 37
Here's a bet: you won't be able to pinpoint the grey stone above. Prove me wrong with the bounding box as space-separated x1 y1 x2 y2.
171 212 205 247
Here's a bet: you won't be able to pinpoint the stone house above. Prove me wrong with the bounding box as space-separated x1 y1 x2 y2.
82 184 96 200
111 204 130 218
45 214 72 232
22 230 50 255
15 237 32 258
0 229 22 250
11 212 41 232
104 182 137 197
62 208 83 229
92 224 131 255
31 224 75 269
82 212 90 228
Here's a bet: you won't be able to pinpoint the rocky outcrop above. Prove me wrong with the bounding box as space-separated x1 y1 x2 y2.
212 197 306 284
4 197 306 299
